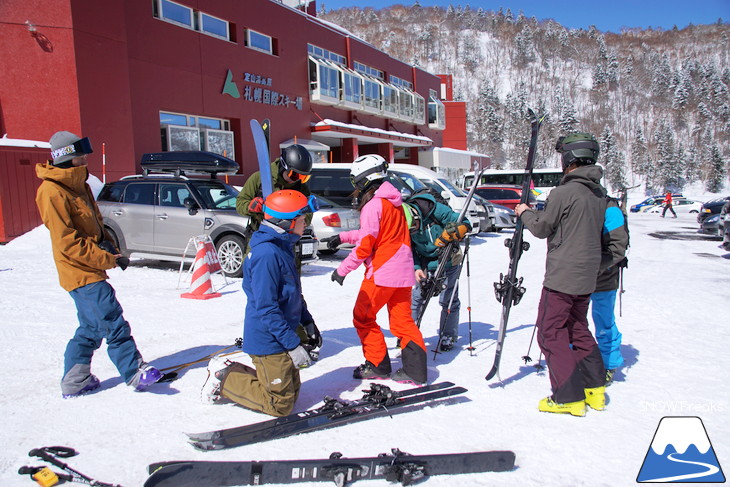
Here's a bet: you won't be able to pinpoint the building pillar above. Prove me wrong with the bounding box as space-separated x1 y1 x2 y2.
376 143 394 163
341 138 358 163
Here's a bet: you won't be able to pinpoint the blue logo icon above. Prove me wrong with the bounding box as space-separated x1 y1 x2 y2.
637 416 725 483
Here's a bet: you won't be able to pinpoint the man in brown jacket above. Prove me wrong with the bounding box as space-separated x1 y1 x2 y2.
36 131 161 398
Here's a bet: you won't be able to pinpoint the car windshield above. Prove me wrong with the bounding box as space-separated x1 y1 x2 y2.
193 181 239 209
437 178 467 196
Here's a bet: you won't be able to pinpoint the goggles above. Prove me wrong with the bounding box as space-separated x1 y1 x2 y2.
264 194 320 220
51 137 93 162
286 169 311 184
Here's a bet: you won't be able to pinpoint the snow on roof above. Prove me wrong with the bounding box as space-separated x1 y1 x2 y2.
313 119 432 143
0 134 51 149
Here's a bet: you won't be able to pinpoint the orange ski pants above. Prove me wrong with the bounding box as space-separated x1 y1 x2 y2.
353 277 426 366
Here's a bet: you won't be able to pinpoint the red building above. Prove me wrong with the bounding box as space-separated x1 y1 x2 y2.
0 0 485 241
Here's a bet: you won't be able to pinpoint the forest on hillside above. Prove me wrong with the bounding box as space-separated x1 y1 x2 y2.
320 4 729 193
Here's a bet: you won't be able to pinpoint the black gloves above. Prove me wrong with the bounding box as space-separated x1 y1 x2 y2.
322 235 342 251
98 240 130 270
331 269 345 286
302 320 323 349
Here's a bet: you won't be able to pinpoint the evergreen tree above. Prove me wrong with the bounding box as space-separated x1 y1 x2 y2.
705 145 727 192
630 127 650 180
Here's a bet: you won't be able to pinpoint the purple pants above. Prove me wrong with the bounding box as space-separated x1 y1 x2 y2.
536 287 605 403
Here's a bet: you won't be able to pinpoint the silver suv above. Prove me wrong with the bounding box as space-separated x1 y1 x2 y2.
96 152 317 278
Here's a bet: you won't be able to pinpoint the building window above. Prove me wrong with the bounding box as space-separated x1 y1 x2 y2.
428 91 446 130
158 0 192 28
308 56 341 106
362 76 383 115
200 12 229 40
342 70 363 109
308 44 345 66
354 61 384 80
414 93 426 125
153 0 232 41
398 88 414 122
390 75 413 91
159 111 234 158
247 29 273 54
382 85 399 118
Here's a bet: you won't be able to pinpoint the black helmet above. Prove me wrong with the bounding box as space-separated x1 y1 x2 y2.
555 132 599 169
280 144 313 176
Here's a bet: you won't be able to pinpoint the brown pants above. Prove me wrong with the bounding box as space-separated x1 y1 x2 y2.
221 352 301 417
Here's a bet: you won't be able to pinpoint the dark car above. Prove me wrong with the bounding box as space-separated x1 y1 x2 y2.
475 185 537 210
696 196 730 226
97 151 317 278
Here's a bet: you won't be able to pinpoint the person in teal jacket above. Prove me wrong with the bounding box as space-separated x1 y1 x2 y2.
407 192 471 352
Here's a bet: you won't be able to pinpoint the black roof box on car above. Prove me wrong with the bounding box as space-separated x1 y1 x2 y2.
141 151 239 177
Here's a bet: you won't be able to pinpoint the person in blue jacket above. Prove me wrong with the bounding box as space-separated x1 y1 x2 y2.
201 189 318 416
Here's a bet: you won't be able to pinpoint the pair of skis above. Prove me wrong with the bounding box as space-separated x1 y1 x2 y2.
485 109 544 380
144 448 515 487
186 382 465 451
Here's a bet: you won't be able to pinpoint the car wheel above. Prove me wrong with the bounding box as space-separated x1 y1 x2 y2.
216 234 245 278
690 210 698 214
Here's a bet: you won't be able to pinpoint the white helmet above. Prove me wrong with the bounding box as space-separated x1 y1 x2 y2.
350 154 388 191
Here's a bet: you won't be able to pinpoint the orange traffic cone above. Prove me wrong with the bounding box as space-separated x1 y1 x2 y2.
181 241 221 300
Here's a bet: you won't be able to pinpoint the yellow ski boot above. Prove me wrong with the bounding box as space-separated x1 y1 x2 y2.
538 397 586 417
584 386 606 411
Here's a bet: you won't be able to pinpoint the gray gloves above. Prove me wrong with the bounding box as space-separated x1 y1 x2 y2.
288 345 312 369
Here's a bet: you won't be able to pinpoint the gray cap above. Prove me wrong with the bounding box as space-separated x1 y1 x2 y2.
49 131 93 166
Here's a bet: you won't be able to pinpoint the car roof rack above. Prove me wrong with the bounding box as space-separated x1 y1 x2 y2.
140 151 239 179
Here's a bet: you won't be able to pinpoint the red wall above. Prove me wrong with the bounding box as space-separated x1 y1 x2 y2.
0 146 47 242
443 101 467 151
1 0 444 185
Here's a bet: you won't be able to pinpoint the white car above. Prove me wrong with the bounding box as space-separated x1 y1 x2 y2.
646 198 703 214
311 194 359 254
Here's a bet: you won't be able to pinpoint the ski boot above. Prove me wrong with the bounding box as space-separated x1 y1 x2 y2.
584 386 606 411
538 396 586 417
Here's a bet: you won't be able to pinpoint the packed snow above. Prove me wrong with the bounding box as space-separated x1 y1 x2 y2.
0 188 728 487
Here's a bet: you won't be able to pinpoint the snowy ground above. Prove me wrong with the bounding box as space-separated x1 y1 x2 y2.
1 190 728 487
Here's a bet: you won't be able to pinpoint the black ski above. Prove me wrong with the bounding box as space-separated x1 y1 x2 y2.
485 109 544 381
186 383 466 451
145 448 515 487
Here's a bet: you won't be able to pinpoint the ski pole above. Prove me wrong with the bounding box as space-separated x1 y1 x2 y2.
160 338 242 374
29 447 124 487
521 324 539 365
464 237 475 355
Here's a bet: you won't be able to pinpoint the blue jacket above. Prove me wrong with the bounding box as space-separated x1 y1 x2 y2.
242 222 312 356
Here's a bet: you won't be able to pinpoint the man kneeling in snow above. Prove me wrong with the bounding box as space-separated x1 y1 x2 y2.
201 189 319 416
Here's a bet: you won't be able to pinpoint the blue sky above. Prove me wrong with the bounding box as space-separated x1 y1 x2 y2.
318 0 730 33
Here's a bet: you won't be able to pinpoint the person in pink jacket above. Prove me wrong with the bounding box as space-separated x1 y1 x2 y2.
327 155 427 384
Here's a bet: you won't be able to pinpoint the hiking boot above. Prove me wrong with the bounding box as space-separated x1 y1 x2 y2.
201 356 234 405
62 375 100 399
538 396 586 417
353 361 390 380
391 368 425 385
439 336 455 352
605 369 616 386
132 362 162 392
584 386 606 411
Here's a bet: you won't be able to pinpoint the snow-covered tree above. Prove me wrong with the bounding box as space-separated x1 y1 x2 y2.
705 145 727 192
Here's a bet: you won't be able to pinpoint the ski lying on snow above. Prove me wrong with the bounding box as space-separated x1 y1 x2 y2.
186 382 465 451
145 448 515 487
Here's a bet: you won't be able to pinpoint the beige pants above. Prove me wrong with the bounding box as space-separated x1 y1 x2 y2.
221 351 301 417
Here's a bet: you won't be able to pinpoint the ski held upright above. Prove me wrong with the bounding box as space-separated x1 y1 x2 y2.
485 109 544 381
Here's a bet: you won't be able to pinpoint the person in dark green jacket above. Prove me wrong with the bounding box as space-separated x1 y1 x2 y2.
235 144 313 253
407 192 471 352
